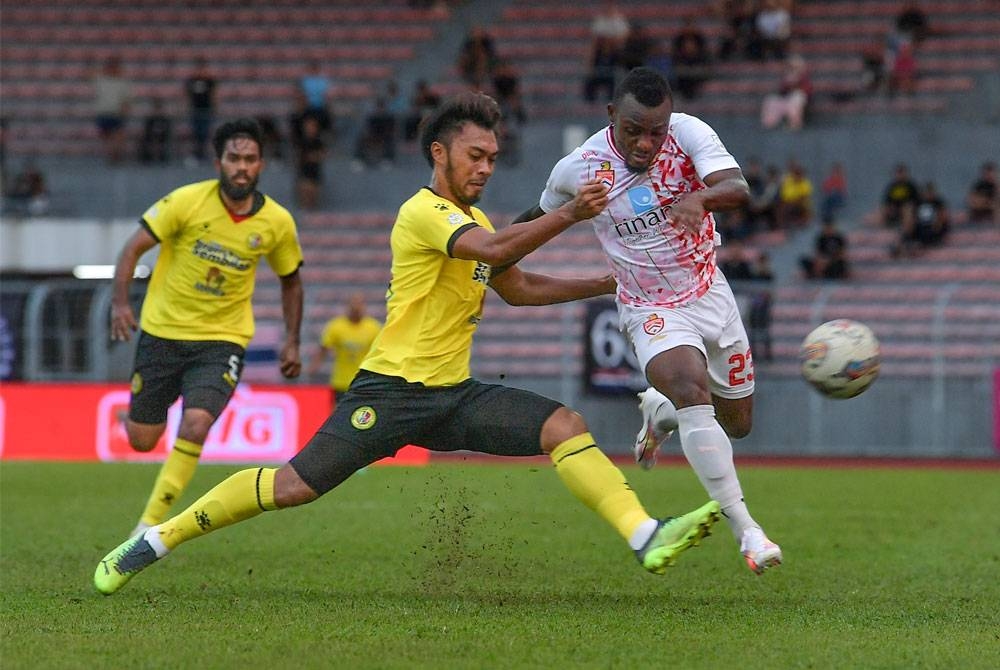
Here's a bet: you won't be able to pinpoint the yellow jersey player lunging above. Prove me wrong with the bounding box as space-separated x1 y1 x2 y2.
109 119 304 539
95 93 719 595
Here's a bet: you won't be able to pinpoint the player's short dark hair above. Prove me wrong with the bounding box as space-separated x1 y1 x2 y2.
613 67 673 108
212 118 264 159
420 92 501 167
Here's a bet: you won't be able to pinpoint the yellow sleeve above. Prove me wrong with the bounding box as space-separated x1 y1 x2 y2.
267 211 304 277
400 195 479 257
141 187 187 241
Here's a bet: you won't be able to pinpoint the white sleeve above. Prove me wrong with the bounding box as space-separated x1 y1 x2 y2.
673 115 740 181
538 152 580 213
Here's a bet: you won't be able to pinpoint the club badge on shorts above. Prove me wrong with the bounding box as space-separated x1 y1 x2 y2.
130 372 143 394
350 406 377 430
642 313 665 336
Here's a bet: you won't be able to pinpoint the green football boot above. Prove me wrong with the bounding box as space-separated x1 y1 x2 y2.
94 532 160 595
636 500 721 574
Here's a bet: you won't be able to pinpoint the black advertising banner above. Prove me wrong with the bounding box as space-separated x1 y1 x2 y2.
583 299 645 395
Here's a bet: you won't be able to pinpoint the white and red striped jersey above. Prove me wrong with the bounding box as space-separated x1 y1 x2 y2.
539 113 740 308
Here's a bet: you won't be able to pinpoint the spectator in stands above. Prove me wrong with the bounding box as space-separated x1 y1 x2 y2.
716 0 761 61
672 18 712 99
895 1 929 45
307 292 382 410
403 80 441 142
590 0 631 53
860 42 886 94
184 57 217 164
288 90 327 154
880 163 920 228
888 41 917 96
583 37 621 103
718 238 755 280
457 26 498 90
298 59 335 139
800 219 849 279
5 160 49 217
761 55 812 131
255 115 285 162
138 98 172 164
295 115 326 209
820 162 848 224
752 251 774 281
911 181 950 247
643 39 676 88
384 80 409 120
777 160 814 229
751 163 783 230
966 161 998 225
893 181 949 257
492 59 526 166
755 0 792 61
353 98 397 170
621 23 653 72
92 55 131 164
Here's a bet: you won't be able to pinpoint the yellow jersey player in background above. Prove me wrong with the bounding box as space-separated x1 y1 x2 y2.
109 118 304 539
95 93 720 596
307 292 382 408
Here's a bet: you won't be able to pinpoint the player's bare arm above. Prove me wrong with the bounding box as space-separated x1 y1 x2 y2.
278 269 303 378
670 168 750 233
490 266 615 306
451 181 608 267
110 226 158 342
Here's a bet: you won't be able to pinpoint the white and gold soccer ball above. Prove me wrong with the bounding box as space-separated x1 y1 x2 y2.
800 319 881 399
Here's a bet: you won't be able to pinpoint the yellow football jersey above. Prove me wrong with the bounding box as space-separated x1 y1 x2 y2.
361 187 494 386
139 179 302 347
319 315 382 391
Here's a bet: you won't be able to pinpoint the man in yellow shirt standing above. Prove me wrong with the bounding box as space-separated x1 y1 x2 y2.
308 293 382 408
109 118 304 539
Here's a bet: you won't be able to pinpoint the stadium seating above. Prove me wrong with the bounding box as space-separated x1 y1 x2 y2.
0 0 445 157
766 226 1000 378
481 0 999 120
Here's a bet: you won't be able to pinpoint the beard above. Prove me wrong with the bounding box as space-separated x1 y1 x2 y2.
445 158 480 206
219 172 258 200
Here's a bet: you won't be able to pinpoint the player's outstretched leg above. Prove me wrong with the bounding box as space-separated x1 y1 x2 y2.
633 388 678 469
635 500 721 574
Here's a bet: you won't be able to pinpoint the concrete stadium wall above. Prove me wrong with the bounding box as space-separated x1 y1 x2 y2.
503 374 997 459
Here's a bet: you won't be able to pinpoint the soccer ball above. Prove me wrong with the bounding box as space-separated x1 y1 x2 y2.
800 319 881 399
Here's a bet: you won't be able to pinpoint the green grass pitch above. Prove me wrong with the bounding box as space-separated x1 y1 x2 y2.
2 461 999 669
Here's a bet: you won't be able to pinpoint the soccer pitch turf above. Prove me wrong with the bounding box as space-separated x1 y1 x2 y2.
2 461 999 669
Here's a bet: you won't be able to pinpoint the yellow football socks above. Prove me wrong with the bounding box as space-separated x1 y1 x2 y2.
139 438 203 526
158 467 277 551
550 432 651 541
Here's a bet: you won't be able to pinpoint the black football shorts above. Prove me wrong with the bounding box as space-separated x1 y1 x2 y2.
290 370 563 494
128 331 245 424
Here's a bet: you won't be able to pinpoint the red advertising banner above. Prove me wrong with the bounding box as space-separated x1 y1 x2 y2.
0 382 428 465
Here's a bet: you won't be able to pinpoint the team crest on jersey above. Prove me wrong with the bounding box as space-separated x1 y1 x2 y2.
627 185 658 214
642 313 665 336
194 267 226 296
247 233 263 250
595 160 615 189
448 213 465 225
350 406 377 430
130 372 143 395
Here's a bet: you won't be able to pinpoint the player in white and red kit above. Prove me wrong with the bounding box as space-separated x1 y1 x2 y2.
516 67 781 574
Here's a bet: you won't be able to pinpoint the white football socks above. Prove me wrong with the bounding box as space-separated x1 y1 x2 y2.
628 517 660 550
676 404 757 540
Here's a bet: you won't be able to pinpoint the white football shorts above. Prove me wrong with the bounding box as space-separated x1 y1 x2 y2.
617 272 755 399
